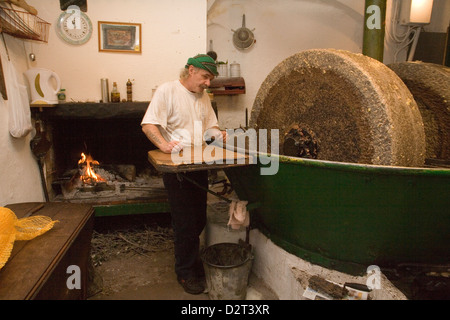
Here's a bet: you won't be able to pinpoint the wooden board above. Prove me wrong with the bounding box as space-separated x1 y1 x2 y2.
0 202 94 300
148 145 251 173
30 103 57 108
209 77 245 95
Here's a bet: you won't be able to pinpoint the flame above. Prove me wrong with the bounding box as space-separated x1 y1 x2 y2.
78 153 105 184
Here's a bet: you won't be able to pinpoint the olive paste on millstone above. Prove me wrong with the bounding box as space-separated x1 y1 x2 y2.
250 49 426 167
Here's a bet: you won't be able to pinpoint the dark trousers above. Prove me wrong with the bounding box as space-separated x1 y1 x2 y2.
163 171 208 279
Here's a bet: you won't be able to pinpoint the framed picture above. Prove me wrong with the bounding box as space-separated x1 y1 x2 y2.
98 21 141 53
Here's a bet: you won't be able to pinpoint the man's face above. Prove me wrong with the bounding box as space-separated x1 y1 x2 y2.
188 65 215 93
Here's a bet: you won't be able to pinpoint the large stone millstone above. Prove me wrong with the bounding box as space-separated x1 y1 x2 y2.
251 49 426 166
388 61 450 160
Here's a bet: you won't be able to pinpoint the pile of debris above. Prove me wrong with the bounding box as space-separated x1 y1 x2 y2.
90 226 174 267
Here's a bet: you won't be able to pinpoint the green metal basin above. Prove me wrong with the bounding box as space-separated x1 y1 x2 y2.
225 154 450 275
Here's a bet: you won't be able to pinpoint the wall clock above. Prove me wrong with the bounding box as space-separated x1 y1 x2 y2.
56 10 93 45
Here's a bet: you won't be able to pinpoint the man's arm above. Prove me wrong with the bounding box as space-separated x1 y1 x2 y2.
142 123 182 154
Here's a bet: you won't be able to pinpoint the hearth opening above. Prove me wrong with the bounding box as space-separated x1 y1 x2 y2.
46 116 167 204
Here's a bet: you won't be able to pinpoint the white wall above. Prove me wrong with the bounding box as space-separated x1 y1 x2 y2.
426 0 450 32
208 0 367 129
23 0 207 102
0 36 43 206
0 0 207 206
207 0 449 129
1 0 448 206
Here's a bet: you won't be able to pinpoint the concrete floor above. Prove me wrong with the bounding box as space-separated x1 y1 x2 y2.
88 191 279 301
87 232 278 301
89 271 278 300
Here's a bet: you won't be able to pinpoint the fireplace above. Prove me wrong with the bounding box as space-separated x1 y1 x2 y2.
32 102 170 215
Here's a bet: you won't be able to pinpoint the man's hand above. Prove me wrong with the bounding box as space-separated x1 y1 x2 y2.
165 141 183 154
204 128 228 145
158 140 183 154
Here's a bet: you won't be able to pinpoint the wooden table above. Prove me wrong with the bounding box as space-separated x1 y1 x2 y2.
0 202 94 300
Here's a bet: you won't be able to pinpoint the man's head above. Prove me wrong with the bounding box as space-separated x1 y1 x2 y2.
181 54 217 93
185 54 218 77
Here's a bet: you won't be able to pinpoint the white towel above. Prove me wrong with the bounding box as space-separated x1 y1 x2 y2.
227 200 249 230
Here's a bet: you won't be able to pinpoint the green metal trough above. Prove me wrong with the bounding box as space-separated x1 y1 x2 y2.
225 154 450 275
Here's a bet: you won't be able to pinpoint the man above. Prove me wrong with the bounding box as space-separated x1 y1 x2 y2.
141 54 226 294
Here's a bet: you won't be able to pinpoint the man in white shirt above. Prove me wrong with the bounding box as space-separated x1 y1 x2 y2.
141 54 226 295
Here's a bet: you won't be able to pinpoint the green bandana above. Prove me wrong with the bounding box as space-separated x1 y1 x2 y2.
185 54 218 76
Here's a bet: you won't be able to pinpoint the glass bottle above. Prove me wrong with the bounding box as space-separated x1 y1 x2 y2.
126 79 132 102
57 89 66 103
111 82 120 102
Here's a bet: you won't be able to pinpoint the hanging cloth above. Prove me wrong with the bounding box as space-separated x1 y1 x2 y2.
176 172 251 230
2 48 32 138
227 200 250 230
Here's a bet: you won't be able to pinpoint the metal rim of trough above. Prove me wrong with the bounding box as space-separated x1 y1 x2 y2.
250 49 426 167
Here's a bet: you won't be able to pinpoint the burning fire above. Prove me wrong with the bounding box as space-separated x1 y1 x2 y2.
78 153 105 184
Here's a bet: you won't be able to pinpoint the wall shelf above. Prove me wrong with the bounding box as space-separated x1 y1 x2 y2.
209 77 245 95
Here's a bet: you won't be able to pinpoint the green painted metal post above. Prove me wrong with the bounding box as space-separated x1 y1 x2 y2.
363 0 387 62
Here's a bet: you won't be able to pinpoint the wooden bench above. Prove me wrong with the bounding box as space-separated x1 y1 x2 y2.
0 202 94 300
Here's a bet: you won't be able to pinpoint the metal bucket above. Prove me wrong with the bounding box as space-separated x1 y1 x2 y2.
201 242 253 300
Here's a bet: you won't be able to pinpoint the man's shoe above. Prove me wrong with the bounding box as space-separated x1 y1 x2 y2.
177 276 205 295
195 260 205 278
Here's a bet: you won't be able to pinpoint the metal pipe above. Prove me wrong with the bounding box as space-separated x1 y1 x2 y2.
363 0 387 62
408 26 421 61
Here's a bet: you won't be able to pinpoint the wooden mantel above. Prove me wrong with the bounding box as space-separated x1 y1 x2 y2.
30 101 150 120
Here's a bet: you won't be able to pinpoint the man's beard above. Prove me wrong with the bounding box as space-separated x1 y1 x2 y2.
198 85 208 92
